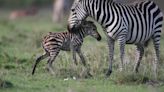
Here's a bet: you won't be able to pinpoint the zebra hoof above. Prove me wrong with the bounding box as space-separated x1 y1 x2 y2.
133 68 139 73
32 71 35 75
106 70 112 77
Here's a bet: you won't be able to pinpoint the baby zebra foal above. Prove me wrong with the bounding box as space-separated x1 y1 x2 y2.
32 21 101 75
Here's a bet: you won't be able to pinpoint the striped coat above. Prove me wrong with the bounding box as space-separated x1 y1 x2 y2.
32 21 101 75
67 0 163 78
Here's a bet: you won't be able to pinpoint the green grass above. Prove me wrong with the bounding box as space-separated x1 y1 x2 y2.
0 9 164 92
1 73 163 92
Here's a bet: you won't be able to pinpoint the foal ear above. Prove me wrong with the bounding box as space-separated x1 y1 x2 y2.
82 21 87 25
82 21 94 27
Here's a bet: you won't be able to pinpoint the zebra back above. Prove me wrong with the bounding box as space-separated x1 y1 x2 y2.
68 0 163 43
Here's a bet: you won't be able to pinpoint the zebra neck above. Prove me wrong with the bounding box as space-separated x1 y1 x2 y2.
76 28 86 40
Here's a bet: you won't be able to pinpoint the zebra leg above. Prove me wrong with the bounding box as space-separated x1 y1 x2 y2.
106 36 115 77
133 45 144 73
118 35 126 71
47 51 59 75
32 52 48 75
76 48 86 66
152 36 160 79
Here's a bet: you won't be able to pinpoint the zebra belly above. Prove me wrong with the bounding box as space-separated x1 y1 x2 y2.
124 14 152 44
60 39 81 51
125 29 152 44
60 40 71 51
60 47 71 51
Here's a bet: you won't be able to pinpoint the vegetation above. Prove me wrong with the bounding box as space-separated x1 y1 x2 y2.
0 9 164 92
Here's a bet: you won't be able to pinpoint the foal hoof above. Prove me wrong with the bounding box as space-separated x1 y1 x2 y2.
74 62 78 66
87 72 93 78
133 68 139 73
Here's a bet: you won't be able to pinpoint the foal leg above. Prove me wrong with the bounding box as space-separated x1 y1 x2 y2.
72 49 78 65
76 48 93 77
47 51 60 75
32 52 48 75
76 48 86 66
70 41 78 65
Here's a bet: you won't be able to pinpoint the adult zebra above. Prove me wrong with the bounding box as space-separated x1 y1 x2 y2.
67 0 163 78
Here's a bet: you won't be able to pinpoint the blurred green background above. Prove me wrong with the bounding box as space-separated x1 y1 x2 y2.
0 0 53 8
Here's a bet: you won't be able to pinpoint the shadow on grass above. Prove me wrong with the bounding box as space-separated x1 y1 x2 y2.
0 79 13 89
110 71 164 87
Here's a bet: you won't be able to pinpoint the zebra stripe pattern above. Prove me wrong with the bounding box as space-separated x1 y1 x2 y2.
32 21 101 75
67 0 163 78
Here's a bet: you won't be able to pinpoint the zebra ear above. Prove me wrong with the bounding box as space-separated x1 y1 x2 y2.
82 20 94 25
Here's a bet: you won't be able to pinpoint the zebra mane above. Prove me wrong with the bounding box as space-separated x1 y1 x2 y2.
68 20 95 34
82 20 94 25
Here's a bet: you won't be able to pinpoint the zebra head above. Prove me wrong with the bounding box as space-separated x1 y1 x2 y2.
67 0 88 33
82 21 101 41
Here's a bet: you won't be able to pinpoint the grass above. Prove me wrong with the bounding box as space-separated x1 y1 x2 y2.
1 73 163 92
0 8 164 92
